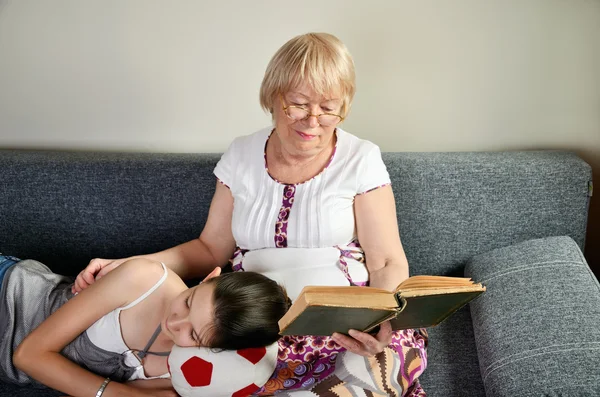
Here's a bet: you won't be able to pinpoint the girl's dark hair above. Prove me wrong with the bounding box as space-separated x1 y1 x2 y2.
203 271 292 350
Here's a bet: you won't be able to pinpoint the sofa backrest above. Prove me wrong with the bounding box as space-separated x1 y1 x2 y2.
385 151 591 275
0 150 592 277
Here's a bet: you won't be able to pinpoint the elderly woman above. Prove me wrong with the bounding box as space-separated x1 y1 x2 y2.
75 32 428 396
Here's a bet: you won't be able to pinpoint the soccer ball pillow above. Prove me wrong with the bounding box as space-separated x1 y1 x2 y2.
168 343 278 397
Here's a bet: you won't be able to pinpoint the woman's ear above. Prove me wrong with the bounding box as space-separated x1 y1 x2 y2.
203 267 222 282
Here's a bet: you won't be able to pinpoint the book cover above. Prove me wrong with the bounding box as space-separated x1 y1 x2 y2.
279 277 485 336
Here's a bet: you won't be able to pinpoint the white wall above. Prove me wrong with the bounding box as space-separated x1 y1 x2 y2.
1 0 598 152
1 0 599 263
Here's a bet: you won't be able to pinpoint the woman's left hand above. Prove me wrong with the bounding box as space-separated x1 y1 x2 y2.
331 320 393 357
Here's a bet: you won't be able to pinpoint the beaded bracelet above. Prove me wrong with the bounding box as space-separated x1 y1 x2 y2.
95 377 111 397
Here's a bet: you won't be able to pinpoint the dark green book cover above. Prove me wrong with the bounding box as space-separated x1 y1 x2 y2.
279 289 484 336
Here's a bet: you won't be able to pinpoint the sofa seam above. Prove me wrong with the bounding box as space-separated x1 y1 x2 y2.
480 261 585 283
574 240 600 295
483 341 600 371
482 344 600 383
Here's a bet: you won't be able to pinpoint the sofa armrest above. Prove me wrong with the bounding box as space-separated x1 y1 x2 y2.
464 236 600 397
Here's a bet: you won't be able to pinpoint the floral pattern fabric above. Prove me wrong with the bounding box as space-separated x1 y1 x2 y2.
275 185 295 248
256 328 428 396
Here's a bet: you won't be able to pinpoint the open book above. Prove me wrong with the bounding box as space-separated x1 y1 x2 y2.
278 276 485 336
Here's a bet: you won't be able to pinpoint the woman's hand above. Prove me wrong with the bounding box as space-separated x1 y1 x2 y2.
72 257 130 294
331 320 393 357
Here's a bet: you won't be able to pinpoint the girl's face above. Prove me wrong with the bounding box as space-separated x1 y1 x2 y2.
161 282 215 347
272 83 343 158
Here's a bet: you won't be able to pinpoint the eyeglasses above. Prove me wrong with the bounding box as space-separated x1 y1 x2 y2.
281 96 344 127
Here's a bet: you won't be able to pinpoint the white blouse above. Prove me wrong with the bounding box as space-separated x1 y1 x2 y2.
214 127 390 249
214 127 391 299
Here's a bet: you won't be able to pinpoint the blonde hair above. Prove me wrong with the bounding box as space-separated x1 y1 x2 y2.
259 32 356 117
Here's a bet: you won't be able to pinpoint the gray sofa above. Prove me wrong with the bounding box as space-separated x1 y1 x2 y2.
1 149 598 397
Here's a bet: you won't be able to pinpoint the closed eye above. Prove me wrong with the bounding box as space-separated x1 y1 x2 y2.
186 290 201 346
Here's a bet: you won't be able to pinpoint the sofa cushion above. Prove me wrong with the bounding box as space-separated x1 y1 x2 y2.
465 236 600 396
418 306 485 397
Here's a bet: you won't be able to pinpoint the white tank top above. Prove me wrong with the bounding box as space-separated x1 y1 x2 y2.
85 262 170 380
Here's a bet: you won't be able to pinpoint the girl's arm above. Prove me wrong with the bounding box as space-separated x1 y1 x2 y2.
13 259 169 397
59 380 177 397
127 378 174 389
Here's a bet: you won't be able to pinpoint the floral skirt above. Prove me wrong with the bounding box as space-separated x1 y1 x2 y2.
255 328 428 396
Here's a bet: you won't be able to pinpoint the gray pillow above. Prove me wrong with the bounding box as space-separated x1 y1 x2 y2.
465 236 600 397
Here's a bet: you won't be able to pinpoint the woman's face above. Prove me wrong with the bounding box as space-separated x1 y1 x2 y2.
273 83 343 158
161 282 215 347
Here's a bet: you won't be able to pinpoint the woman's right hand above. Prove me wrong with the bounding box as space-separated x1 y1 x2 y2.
72 257 130 294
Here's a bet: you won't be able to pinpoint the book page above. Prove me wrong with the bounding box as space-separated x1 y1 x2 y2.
301 285 390 295
396 275 475 292
304 290 398 310
399 284 485 298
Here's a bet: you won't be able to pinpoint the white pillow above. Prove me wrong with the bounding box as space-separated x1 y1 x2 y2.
168 343 278 397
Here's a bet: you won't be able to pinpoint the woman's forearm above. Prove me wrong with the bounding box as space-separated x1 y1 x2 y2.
139 237 233 279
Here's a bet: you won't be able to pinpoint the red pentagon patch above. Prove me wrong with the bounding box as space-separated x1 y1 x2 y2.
181 356 213 387
236 346 266 365
232 383 260 397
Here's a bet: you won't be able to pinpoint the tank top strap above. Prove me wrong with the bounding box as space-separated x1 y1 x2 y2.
121 262 169 310
134 324 170 359
120 263 171 360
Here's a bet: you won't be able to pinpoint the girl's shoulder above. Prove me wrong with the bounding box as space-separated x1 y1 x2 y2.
112 259 173 301
117 259 167 283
